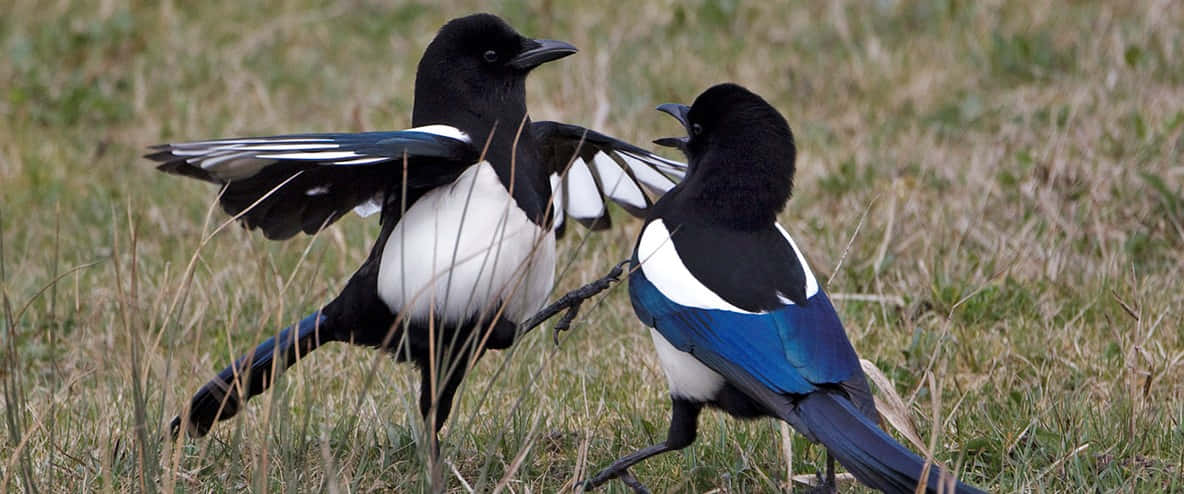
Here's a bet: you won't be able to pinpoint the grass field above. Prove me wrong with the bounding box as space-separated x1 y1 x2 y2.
3 0 1183 492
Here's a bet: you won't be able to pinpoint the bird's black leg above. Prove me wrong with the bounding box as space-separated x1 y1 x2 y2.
515 260 629 344
171 313 332 438
826 452 836 491
418 357 470 435
804 452 837 494
584 398 702 493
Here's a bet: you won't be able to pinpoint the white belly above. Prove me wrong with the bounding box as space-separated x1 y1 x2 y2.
649 328 725 401
377 162 557 325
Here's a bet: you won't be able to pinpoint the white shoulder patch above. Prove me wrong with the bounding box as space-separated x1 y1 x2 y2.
774 223 820 300
636 220 755 314
407 124 471 143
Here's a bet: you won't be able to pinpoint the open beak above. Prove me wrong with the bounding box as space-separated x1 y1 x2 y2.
508 39 578 70
654 103 692 151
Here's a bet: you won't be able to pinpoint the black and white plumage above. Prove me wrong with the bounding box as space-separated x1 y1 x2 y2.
585 84 985 494
534 122 685 232
149 14 686 438
148 126 476 239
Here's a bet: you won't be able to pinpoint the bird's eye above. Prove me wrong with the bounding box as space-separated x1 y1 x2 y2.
483 50 499 63
691 123 703 136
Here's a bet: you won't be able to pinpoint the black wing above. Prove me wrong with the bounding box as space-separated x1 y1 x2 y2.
147 126 477 240
533 121 687 234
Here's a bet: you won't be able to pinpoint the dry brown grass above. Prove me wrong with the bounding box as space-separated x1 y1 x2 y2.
2 1 1182 492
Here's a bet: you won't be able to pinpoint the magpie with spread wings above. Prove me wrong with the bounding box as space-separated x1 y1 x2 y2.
149 13 685 438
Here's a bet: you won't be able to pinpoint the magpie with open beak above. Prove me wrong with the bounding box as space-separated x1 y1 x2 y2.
148 13 686 439
584 83 985 494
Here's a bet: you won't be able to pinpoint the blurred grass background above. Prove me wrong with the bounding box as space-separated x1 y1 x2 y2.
2 0 1182 492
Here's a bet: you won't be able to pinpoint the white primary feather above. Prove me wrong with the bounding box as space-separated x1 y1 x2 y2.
649 328 725 400
548 173 565 231
335 156 388 165
621 150 686 179
254 151 361 160
618 152 677 193
591 152 647 209
377 162 556 324
169 125 470 176
237 143 340 151
562 157 605 219
172 137 333 147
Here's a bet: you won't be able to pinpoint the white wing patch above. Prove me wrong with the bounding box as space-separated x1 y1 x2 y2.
158 125 470 176
549 173 565 231
591 152 647 209
618 152 677 193
153 125 476 222
563 158 606 220
637 220 755 314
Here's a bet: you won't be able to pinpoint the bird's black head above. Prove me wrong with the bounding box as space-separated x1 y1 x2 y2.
655 83 796 229
413 13 577 133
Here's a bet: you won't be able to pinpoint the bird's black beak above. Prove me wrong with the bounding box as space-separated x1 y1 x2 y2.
508 39 578 70
654 103 692 151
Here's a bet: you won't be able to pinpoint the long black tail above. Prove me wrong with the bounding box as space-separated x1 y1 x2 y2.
172 312 333 437
787 392 986 494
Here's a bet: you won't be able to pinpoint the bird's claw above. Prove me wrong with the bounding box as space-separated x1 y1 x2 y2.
548 259 631 346
170 377 241 439
581 467 649 494
168 415 183 440
617 469 651 494
552 302 583 345
801 465 838 494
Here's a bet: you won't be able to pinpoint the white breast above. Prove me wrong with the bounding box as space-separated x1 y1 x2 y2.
649 328 726 401
377 162 557 325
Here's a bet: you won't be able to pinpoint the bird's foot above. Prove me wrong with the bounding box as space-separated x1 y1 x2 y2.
801 481 837 494
169 377 241 439
582 466 649 494
517 259 629 344
800 467 838 494
617 470 651 494
551 259 630 344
